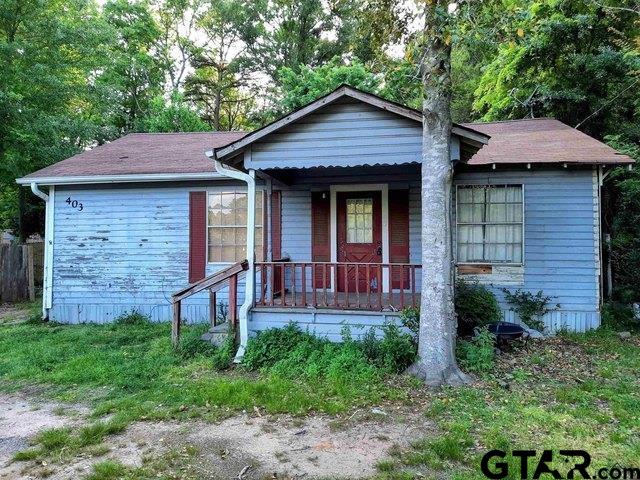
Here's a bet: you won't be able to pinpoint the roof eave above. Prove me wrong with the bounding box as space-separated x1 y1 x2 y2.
465 158 635 167
16 171 225 186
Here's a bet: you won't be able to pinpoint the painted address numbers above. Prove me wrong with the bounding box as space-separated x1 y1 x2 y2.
65 197 84 212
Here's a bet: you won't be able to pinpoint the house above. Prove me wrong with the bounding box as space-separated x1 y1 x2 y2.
17 86 634 352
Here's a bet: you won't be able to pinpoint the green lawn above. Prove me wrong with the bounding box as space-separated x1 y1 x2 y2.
0 316 638 479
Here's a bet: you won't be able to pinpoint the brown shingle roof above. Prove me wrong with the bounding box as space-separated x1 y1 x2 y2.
462 118 634 165
19 131 246 180
18 117 634 184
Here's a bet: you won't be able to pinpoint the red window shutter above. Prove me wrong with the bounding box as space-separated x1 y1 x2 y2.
270 190 282 260
189 191 207 283
389 189 410 289
311 191 331 288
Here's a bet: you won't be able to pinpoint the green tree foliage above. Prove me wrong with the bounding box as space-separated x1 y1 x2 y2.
100 0 166 133
0 0 112 238
250 0 351 82
604 138 640 301
183 0 262 130
134 93 209 132
472 0 639 139
278 58 381 112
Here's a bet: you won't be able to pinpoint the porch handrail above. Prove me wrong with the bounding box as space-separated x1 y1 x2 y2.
255 261 421 311
171 260 249 347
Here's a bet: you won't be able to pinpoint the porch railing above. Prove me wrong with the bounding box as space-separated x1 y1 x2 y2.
255 262 421 311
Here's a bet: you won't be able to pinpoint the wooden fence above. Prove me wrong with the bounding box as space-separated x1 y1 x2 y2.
0 243 44 303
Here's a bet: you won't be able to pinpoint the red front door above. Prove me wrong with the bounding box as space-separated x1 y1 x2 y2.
337 191 382 292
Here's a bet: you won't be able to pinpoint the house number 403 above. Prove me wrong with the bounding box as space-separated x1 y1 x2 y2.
65 197 84 211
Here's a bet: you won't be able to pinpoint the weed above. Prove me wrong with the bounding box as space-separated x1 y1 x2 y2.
503 289 559 332
361 323 417 372
244 322 416 380
399 307 419 339
13 449 42 461
242 323 318 370
114 310 151 326
211 336 236 370
177 324 216 359
37 427 72 450
457 327 496 373
86 460 127 480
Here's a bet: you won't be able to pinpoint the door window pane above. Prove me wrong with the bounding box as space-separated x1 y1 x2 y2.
346 198 373 243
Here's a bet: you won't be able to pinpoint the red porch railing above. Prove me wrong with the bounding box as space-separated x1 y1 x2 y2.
255 262 421 311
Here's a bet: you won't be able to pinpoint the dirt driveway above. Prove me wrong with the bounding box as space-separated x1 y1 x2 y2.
0 392 433 479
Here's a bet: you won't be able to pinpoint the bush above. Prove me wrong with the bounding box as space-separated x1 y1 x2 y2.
503 289 558 332
455 280 502 335
601 302 639 331
242 322 417 379
114 310 151 326
457 327 496 374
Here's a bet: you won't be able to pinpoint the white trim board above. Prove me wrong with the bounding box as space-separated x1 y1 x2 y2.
330 184 390 292
16 172 226 186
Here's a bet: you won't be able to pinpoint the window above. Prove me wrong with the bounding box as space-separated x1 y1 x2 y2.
456 185 523 264
346 198 373 243
207 191 263 263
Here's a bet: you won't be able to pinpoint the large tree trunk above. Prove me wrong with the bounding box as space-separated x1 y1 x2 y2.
408 2 469 386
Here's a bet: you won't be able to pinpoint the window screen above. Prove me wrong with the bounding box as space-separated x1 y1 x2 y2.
456 185 523 264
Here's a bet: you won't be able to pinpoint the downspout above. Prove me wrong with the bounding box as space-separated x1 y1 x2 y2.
30 182 52 319
205 150 255 360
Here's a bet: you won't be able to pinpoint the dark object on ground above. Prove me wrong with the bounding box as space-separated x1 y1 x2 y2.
486 322 528 348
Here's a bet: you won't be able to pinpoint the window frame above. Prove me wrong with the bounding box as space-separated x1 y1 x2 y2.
455 183 525 266
206 188 265 265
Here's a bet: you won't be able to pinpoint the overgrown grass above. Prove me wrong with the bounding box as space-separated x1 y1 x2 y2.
2 308 638 478
376 327 640 479
0 319 412 461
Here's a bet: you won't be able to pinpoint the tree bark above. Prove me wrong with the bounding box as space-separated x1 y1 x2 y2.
407 1 470 386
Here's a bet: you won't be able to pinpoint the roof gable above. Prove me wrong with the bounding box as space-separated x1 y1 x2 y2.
212 85 490 162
